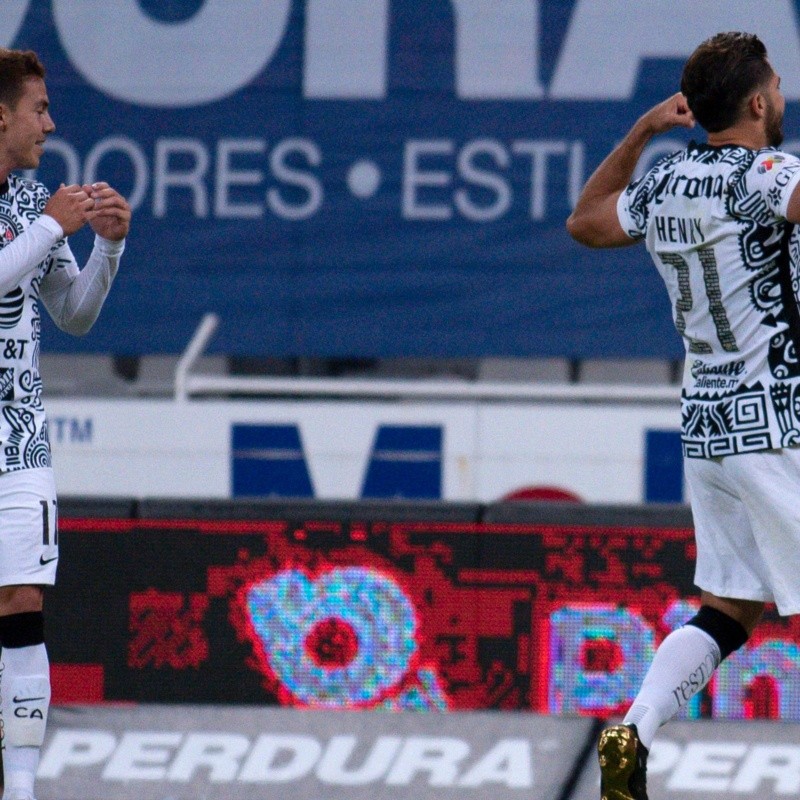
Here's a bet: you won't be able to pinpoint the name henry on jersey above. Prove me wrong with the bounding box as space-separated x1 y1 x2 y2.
655 216 705 245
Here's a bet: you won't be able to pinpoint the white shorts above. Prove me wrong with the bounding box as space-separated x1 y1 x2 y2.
685 447 800 616
0 467 59 587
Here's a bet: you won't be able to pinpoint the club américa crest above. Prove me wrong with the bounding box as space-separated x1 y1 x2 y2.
0 209 26 329
0 208 21 246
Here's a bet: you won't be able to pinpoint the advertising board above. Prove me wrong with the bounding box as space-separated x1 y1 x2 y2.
46 397 682 502
48 511 800 722
11 1 800 357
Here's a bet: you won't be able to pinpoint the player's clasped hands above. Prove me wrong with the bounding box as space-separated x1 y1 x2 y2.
44 181 131 241
43 183 94 236
83 181 131 241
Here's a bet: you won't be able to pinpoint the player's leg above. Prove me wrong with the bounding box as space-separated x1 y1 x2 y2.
621 593 760 745
599 454 767 800
628 450 771 746
0 586 50 800
0 468 59 800
598 592 759 800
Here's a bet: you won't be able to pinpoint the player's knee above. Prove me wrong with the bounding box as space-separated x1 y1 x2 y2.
686 604 749 660
0 610 45 648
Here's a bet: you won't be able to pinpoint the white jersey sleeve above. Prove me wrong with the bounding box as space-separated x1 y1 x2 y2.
741 151 800 219
0 215 62 298
617 151 684 240
616 177 648 240
39 234 124 336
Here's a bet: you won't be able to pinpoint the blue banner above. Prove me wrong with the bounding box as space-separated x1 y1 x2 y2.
10 0 800 356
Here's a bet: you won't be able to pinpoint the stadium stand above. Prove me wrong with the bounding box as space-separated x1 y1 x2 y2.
39 353 680 396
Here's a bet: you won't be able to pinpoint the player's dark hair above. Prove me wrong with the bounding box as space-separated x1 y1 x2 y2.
0 48 46 110
681 32 773 133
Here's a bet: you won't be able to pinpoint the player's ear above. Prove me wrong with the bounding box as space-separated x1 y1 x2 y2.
748 90 766 120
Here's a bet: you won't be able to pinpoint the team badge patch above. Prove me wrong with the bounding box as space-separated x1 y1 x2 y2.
758 154 785 173
0 208 21 247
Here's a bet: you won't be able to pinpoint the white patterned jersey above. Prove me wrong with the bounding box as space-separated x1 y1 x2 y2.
618 143 800 457
0 174 82 471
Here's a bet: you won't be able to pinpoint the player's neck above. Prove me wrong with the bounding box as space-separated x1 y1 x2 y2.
706 122 772 151
0 147 15 185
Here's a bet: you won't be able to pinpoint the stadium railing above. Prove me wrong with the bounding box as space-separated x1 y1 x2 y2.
173 313 680 404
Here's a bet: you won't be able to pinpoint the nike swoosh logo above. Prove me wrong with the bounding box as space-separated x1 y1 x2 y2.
13 695 45 703
39 555 58 565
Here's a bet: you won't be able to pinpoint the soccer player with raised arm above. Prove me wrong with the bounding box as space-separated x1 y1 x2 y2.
0 48 130 800
568 32 800 800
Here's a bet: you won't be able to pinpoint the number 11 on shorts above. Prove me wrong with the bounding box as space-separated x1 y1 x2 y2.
40 499 58 546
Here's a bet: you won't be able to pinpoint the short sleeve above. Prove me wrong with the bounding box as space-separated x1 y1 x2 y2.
748 151 800 219
617 175 651 240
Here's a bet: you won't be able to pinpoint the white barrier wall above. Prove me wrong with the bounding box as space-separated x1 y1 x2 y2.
38 705 800 800
38 705 594 800
45 398 682 502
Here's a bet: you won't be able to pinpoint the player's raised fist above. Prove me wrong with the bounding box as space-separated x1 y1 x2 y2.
639 92 695 136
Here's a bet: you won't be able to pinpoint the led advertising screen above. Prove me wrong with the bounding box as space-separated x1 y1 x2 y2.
48 511 800 719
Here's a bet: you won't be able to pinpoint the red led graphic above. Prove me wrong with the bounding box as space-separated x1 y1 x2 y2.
305 618 360 668
128 589 209 670
581 637 623 673
47 517 800 719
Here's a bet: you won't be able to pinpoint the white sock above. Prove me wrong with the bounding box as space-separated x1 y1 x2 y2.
623 624 720 750
1 643 51 799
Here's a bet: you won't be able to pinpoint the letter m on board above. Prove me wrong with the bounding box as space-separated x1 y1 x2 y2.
231 423 442 499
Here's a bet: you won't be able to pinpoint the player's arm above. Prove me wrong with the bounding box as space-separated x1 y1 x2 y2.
40 182 129 336
39 235 124 336
566 92 695 248
0 184 91 298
